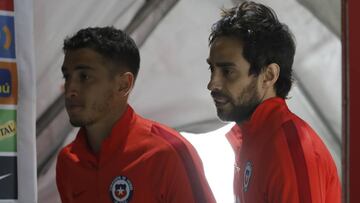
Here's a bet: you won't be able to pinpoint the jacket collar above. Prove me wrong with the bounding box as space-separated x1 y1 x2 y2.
71 105 136 167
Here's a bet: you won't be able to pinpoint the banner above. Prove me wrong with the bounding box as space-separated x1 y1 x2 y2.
0 0 37 202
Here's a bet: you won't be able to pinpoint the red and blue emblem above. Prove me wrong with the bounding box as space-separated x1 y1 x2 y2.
243 161 252 192
109 176 133 203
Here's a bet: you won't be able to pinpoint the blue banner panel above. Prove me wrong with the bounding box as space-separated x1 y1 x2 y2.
0 15 15 59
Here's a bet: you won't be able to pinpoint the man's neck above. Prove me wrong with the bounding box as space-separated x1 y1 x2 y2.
85 105 127 154
235 95 279 128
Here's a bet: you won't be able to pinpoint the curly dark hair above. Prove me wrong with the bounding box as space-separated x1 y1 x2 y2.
209 1 296 98
63 26 140 79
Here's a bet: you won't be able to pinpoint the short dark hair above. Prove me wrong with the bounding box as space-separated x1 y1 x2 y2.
209 1 296 99
63 26 140 79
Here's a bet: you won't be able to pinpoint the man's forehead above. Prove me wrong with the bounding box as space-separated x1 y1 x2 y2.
61 63 95 72
64 48 102 59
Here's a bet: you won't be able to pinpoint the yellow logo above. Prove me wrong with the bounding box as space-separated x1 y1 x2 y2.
2 25 12 50
0 120 16 141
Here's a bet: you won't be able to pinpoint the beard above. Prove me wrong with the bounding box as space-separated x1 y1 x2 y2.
66 90 115 127
68 104 108 127
214 78 262 124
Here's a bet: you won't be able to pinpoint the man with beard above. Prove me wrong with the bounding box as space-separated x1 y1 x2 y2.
56 27 216 203
207 1 341 203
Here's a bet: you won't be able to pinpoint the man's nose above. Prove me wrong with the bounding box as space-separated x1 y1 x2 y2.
207 72 223 92
64 79 79 98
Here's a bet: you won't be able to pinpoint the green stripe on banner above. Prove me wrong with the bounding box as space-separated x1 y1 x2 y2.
0 109 16 152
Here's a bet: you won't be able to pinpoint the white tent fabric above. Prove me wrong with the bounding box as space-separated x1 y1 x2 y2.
34 0 341 202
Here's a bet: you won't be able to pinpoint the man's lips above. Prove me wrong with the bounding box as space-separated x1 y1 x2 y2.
211 92 230 105
66 105 83 111
65 100 84 111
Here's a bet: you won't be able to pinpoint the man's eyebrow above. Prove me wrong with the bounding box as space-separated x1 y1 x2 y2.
215 62 236 67
206 59 236 67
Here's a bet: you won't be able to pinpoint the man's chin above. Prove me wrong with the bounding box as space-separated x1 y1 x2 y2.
216 108 252 123
216 109 234 122
69 119 85 127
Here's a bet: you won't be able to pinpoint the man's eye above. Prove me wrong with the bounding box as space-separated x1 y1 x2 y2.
222 69 231 76
80 73 90 81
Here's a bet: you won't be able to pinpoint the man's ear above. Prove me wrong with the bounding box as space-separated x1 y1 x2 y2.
116 72 134 97
261 63 280 89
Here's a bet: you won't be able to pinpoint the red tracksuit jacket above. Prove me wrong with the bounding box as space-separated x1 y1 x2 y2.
56 105 216 203
226 98 341 203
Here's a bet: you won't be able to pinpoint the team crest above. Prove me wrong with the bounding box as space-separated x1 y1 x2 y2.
109 176 133 203
243 161 253 192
